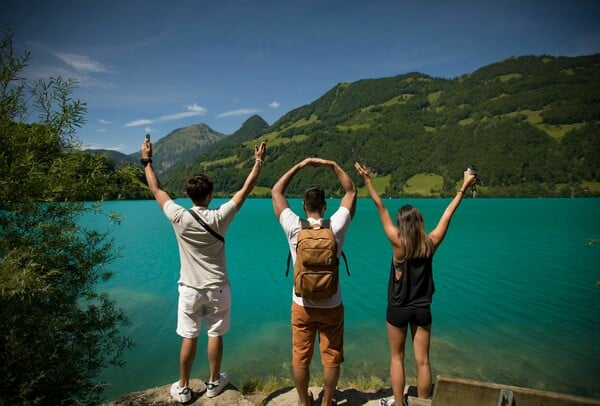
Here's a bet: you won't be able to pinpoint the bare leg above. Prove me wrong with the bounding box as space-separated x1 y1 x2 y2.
179 337 198 388
293 366 311 406
411 324 432 398
207 335 223 382
322 366 340 405
387 322 408 405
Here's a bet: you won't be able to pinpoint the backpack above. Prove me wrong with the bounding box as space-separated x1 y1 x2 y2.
285 219 350 300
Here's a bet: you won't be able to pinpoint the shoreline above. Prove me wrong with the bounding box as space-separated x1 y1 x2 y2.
104 376 600 406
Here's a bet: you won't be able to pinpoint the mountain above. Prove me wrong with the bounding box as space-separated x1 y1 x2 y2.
160 54 600 198
160 115 270 193
85 149 137 166
130 123 225 175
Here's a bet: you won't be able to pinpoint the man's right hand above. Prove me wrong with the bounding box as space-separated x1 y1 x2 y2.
141 138 152 159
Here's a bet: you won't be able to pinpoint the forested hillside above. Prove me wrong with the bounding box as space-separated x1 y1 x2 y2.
161 54 600 198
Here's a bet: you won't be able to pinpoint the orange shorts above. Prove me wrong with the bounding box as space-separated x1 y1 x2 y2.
291 302 344 368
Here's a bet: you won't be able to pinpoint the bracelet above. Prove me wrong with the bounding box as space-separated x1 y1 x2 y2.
255 159 263 165
458 189 466 194
140 158 152 167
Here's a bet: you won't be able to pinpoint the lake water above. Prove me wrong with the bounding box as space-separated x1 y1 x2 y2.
87 198 600 401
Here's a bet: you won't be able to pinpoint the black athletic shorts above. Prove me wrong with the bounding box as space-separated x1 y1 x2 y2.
386 306 432 328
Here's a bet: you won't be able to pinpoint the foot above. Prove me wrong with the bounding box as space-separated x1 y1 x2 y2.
170 382 192 403
379 398 395 406
206 372 229 398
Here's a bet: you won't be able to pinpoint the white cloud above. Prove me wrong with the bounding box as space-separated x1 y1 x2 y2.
82 143 125 152
98 119 111 124
125 119 154 127
218 108 261 118
125 104 207 127
55 52 113 73
269 101 280 109
187 103 207 113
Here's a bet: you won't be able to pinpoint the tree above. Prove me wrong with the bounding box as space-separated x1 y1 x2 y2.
0 31 132 404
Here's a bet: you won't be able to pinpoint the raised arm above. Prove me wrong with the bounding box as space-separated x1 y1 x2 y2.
355 163 399 247
428 170 477 248
271 158 311 219
141 137 172 209
231 142 266 209
328 159 357 218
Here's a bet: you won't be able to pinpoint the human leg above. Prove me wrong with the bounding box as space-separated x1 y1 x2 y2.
175 284 205 390
204 285 231 397
318 304 344 405
410 323 431 398
207 335 223 382
292 303 317 405
386 321 408 405
322 366 340 405
178 336 198 388
292 366 312 406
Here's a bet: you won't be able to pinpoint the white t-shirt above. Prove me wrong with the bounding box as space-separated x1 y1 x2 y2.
279 206 352 308
163 199 237 289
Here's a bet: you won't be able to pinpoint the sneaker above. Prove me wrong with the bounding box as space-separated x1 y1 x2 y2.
170 381 192 403
380 399 395 406
206 372 229 398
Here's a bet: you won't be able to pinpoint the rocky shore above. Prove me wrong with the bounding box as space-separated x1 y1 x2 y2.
104 379 396 405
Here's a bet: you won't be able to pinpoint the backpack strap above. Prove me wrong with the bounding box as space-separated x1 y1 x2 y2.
188 210 225 243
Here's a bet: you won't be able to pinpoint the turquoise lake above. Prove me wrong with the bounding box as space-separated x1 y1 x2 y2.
87 198 600 401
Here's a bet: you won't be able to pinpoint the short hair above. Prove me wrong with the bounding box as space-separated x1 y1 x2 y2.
303 186 326 213
184 173 213 204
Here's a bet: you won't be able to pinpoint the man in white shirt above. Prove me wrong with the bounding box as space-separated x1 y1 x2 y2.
141 136 266 403
271 158 356 406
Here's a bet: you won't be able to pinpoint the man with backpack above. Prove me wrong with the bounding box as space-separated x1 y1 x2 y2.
272 157 356 406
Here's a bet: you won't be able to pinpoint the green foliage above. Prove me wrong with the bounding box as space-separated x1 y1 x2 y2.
0 31 132 404
161 53 600 198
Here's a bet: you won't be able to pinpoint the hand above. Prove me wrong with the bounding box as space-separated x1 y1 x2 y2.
463 170 477 189
254 141 266 161
354 162 372 180
141 138 152 159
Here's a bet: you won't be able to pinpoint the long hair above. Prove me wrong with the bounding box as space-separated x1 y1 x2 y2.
396 205 434 259
185 173 213 204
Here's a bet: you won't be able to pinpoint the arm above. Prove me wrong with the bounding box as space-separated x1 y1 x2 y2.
141 138 171 209
355 163 399 247
328 159 357 218
271 158 311 219
230 142 266 209
428 170 477 248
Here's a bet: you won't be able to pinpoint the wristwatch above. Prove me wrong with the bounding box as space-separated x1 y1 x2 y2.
140 158 152 167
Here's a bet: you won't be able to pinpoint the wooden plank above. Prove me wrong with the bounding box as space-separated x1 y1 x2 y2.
432 375 600 406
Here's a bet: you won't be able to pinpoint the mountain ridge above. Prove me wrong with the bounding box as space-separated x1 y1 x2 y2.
92 53 600 198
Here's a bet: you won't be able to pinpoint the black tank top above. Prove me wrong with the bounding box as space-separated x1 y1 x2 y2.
387 255 434 308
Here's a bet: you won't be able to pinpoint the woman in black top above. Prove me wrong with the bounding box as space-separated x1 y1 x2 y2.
355 163 477 406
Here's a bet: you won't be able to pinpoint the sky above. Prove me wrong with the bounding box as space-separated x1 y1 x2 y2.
1 0 599 154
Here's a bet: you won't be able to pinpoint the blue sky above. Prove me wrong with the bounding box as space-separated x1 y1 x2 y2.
2 0 599 154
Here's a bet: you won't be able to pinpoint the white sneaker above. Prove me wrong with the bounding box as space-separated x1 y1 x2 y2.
170 381 192 403
206 372 229 398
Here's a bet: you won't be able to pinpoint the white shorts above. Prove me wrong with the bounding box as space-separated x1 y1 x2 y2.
176 284 231 338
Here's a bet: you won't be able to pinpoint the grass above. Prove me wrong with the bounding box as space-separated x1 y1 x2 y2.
357 175 390 198
403 173 444 196
239 374 389 396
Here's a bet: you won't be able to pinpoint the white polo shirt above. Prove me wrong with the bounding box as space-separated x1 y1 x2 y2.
163 199 237 289
279 206 352 308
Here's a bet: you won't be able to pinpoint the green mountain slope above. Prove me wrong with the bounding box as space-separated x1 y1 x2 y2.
162 54 600 198
130 123 225 176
